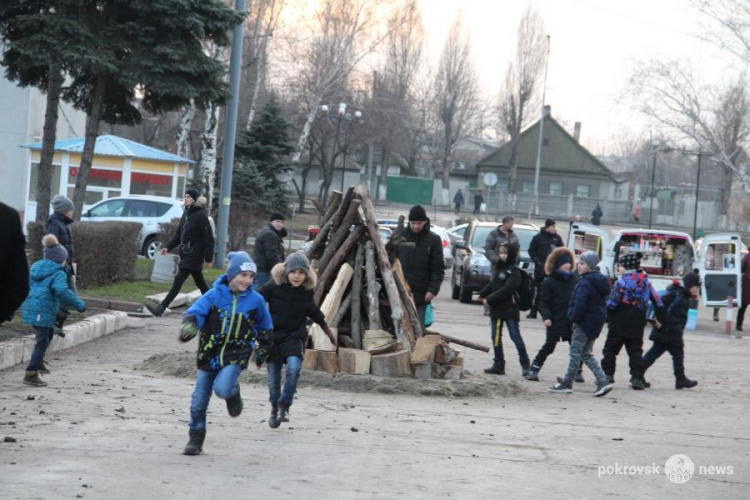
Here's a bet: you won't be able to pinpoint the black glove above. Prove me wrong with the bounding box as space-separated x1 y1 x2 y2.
178 315 199 342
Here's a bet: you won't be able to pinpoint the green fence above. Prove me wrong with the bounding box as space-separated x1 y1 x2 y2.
386 176 434 205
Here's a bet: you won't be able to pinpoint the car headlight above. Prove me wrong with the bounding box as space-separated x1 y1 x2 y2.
470 253 489 267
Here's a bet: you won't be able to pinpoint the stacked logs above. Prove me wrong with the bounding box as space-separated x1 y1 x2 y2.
301 184 488 379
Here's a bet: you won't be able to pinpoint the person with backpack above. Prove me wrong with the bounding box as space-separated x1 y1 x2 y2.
479 241 530 377
641 271 700 389
601 252 665 390
547 251 613 396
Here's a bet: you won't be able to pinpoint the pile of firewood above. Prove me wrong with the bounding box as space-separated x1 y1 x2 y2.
301 184 488 379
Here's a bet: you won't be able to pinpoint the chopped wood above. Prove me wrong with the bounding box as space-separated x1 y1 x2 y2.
305 218 333 261
363 329 397 354
329 293 352 328
338 334 355 348
413 364 434 379
434 364 462 380
410 335 442 365
338 347 371 375
364 241 382 330
370 350 411 377
311 263 354 350
322 190 343 223
350 243 364 349
436 332 490 353
434 342 460 364
392 259 423 339
302 349 339 374
317 199 362 271
314 227 363 304
311 197 325 216
330 186 356 232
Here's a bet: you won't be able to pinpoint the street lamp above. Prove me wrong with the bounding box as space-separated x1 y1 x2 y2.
680 146 712 240
648 139 673 229
320 103 362 193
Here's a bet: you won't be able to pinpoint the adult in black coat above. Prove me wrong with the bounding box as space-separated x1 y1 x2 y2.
591 203 603 226
484 215 519 267
44 195 77 332
0 202 29 324
253 212 287 289
526 219 564 318
397 205 445 326
147 191 214 317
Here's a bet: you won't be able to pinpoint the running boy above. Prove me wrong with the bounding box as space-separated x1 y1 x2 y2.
257 252 335 428
641 271 700 389
178 251 272 456
21 235 86 387
479 241 531 377
601 252 665 389
548 251 612 396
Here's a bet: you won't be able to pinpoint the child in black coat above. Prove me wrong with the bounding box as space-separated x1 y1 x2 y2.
641 271 700 389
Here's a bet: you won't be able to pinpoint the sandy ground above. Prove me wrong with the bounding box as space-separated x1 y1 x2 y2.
2 275 749 499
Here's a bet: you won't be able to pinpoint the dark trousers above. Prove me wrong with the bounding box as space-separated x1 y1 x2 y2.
642 342 685 380
738 302 748 329
161 268 209 308
600 332 644 378
27 326 54 371
529 276 543 314
55 272 77 327
532 335 582 373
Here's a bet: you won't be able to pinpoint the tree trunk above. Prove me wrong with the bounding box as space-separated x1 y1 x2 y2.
35 62 64 223
442 122 452 195
199 101 220 209
379 146 389 201
292 106 318 164
176 99 196 159
72 74 107 219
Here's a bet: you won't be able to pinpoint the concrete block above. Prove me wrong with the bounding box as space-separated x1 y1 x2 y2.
104 314 116 334
0 340 30 371
185 289 202 306
88 316 107 337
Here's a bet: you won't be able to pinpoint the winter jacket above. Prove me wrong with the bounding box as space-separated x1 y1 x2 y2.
165 203 215 271
591 205 603 226
742 253 750 307
649 283 691 347
607 270 664 338
253 223 287 273
21 260 85 328
474 193 484 209
539 248 578 340
44 211 75 273
453 191 464 206
0 202 29 323
257 263 327 362
528 229 564 281
183 275 273 370
397 221 445 305
479 244 521 321
484 227 520 267
568 270 611 339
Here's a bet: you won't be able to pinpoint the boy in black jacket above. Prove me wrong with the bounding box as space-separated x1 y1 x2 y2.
641 271 700 389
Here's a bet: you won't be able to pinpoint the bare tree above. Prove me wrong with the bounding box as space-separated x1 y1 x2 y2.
433 13 479 204
497 6 547 209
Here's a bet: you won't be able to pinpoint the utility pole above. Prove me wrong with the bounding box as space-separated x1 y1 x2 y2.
214 0 246 268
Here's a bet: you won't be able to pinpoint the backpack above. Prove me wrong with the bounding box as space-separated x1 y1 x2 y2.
516 270 534 311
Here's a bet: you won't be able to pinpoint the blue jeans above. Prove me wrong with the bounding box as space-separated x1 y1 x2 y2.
267 356 302 408
564 325 607 384
26 326 54 371
489 318 529 366
642 342 686 380
189 364 242 431
254 271 272 290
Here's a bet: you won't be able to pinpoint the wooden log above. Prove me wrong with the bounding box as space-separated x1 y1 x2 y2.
448 355 464 368
337 334 355 348
439 333 490 353
392 259 423 340
434 364 462 380
434 342 460 364
322 190 343 223
355 184 409 351
310 264 354 350
330 186 356 233
413 364 434 379
350 243 364 349
364 241 382 330
370 350 412 377
329 293 353 328
305 218 333 261
338 347 371 375
318 199 361 271
410 334 442 365
363 329 397 353
311 197 325 216
303 349 339 374
314 227 363 304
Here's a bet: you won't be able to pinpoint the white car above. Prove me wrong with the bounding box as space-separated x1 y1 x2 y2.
80 195 184 259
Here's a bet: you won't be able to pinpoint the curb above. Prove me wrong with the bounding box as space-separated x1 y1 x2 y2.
79 296 145 313
0 311 129 371
145 289 202 309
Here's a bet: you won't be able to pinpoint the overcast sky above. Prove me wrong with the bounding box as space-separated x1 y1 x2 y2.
420 0 733 155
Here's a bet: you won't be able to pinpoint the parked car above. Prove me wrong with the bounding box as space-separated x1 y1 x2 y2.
451 220 538 303
80 195 184 259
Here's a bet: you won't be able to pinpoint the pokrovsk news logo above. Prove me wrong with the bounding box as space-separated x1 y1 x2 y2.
597 453 734 483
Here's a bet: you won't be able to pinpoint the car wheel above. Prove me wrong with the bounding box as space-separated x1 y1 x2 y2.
459 275 473 304
143 237 162 259
451 272 460 300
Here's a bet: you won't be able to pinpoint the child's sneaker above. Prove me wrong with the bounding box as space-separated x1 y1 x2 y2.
38 361 51 374
23 371 47 387
593 380 613 397
525 367 540 381
547 380 573 394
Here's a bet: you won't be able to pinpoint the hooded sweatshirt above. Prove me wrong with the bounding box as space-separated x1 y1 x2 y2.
21 260 85 327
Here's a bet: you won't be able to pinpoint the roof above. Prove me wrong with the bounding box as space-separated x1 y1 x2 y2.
21 135 195 164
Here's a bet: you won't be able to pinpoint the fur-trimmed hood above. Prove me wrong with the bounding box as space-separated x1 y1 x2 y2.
270 262 317 290
545 247 576 276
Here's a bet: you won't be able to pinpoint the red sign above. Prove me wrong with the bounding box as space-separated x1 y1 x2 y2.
131 173 172 186
68 167 123 182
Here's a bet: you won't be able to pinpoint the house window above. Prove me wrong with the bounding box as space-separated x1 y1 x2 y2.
521 181 534 193
576 184 591 197
542 138 549 147
130 172 174 197
549 182 563 196
614 186 622 199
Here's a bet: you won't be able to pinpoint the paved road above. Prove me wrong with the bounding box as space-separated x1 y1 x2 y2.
2 273 749 499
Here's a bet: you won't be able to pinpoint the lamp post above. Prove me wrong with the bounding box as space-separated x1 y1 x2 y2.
649 141 659 229
321 103 362 194
680 147 712 240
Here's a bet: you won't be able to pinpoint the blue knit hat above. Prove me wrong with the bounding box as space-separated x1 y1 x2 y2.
226 251 257 282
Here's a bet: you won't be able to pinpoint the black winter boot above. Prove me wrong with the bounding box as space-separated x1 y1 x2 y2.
225 384 243 417
278 403 290 424
630 377 646 390
183 430 206 456
676 378 698 389
484 360 505 375
268 406 280 429
145 303 165 317
525 364 540 381
521 360 530 377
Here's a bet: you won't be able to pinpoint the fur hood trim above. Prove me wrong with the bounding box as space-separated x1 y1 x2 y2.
545 247 576 276
270 262 317 290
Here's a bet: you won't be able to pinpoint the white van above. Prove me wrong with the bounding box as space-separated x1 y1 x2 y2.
567 223 742 307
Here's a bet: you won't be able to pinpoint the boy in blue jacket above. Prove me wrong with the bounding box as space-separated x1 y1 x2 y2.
21 234 86 387
178 251 273 456
548 251 613 397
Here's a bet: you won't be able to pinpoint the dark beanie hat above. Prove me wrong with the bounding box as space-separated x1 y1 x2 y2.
683 270 701 289
284 251 310 274
42 234 68 264
269 212 285 222
555 253 572 268
51 194 74 214
185 189 200 200
544 219 556 229
408 205 428 222
619 252 642 271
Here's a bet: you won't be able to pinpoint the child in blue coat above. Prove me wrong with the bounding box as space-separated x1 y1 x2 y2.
21 234 86 387
178 251 273 456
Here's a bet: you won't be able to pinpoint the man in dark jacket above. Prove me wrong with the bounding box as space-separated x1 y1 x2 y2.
484 215 519 267
526 219 564 318
591 203 603 226
0 202 29 324
146 190 214 317
44 195 76 333
253 212 287 289
398 205 445 326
